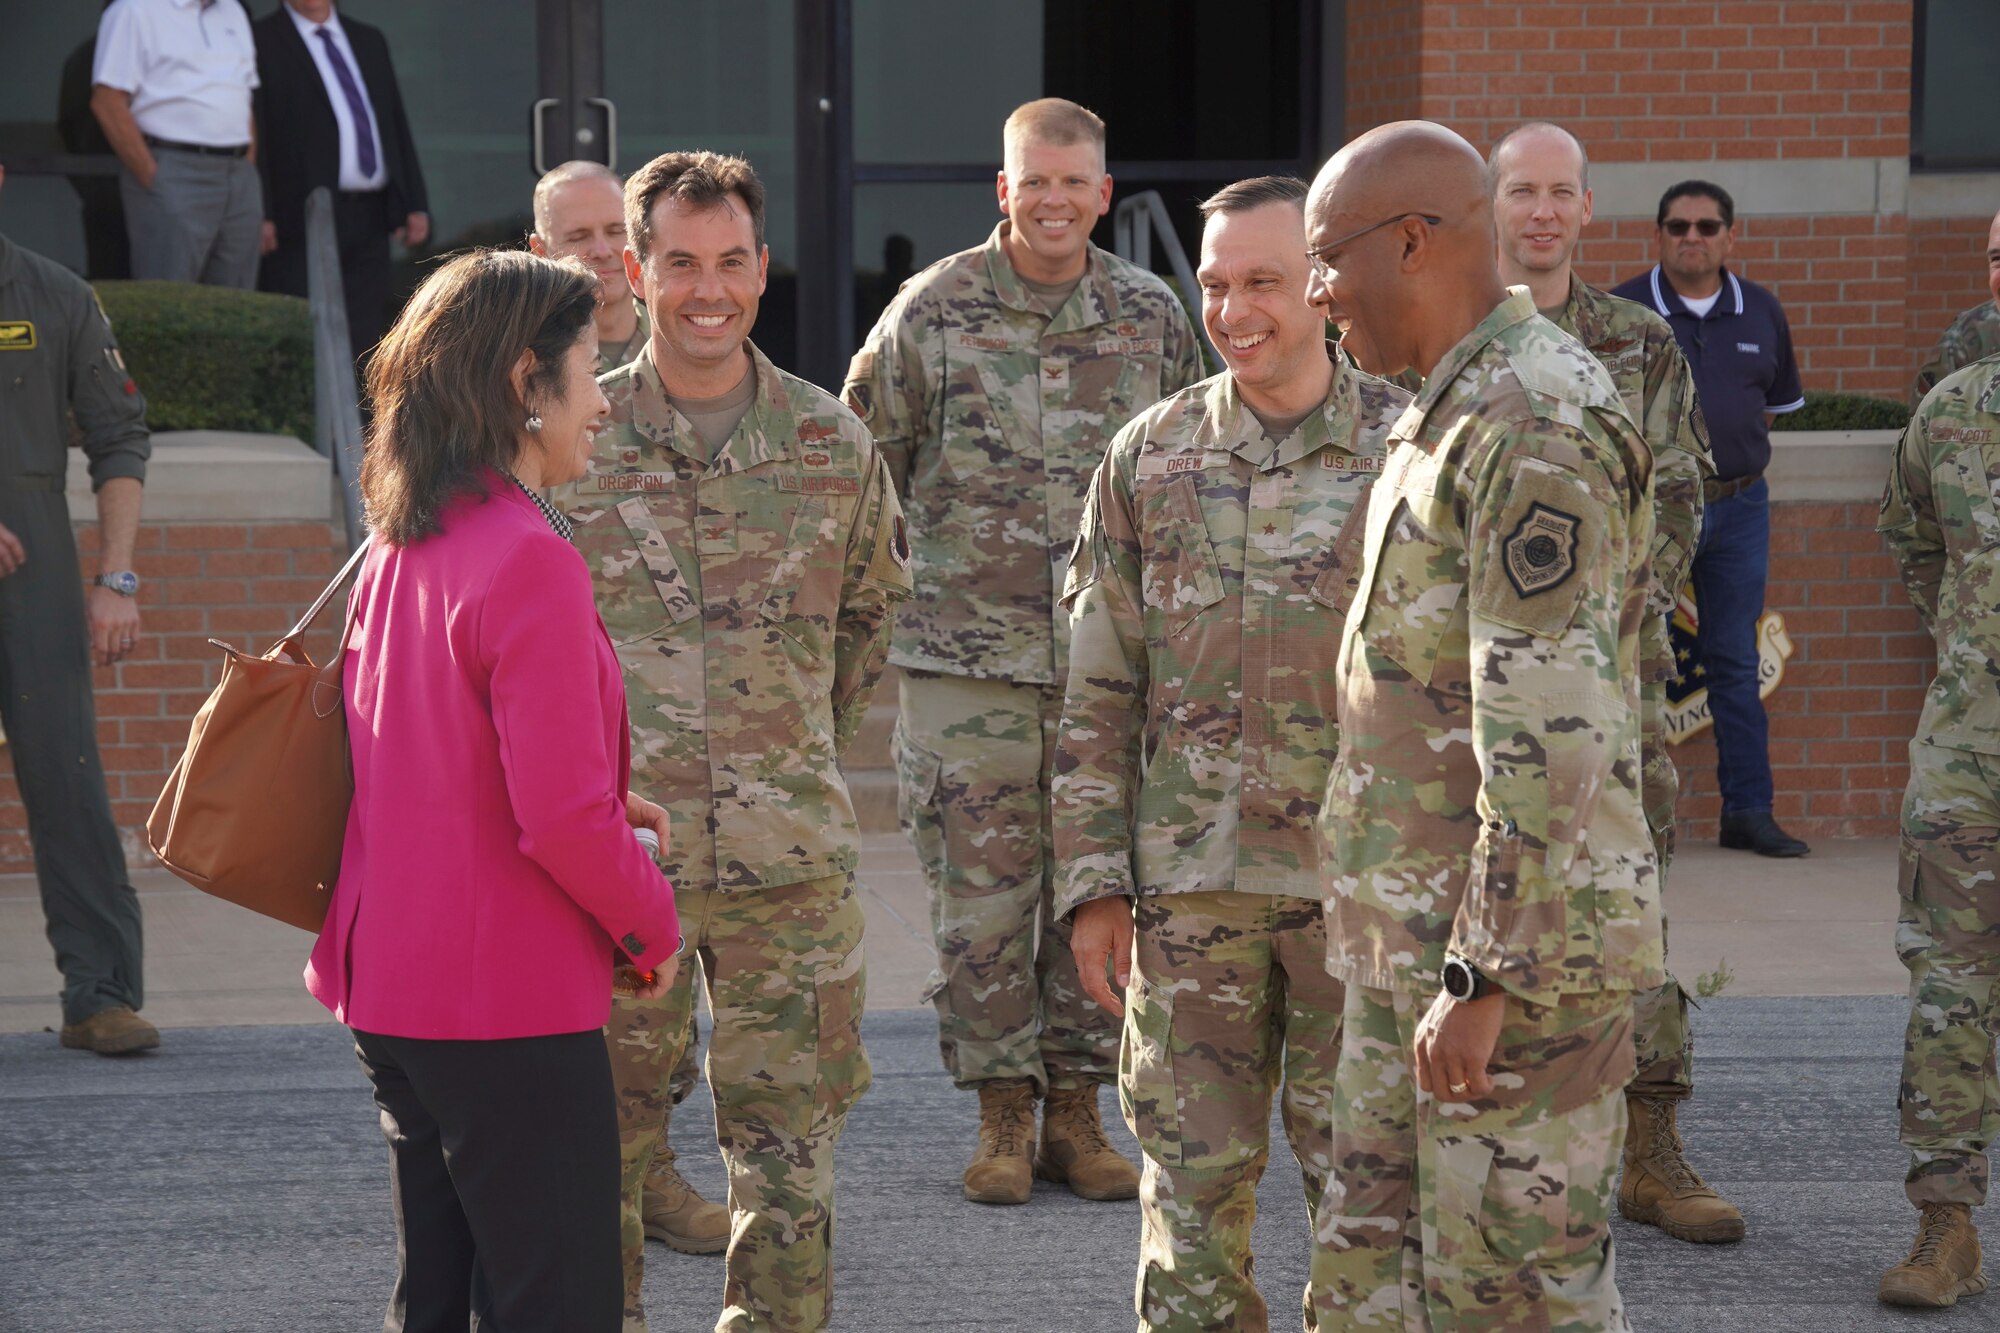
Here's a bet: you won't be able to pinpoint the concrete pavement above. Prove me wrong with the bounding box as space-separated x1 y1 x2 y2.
0 834 1908 1037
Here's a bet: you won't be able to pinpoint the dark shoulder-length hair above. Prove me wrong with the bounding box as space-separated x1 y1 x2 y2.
360 248 598 545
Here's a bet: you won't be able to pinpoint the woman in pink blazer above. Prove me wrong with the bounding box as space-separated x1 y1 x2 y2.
306 249 678 1333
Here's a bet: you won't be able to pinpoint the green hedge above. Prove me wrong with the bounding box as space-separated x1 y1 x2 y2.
1780 390 1910 432
93 281 314 443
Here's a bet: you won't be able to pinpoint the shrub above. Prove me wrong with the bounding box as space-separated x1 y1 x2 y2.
93 281 314 443
1780 390 1910 432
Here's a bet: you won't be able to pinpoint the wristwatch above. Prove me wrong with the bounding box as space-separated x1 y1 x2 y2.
1441 954 1493 1003
93 571 140 597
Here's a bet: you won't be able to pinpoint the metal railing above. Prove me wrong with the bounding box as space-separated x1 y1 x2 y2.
303 187 366 548
1111 190 1219 372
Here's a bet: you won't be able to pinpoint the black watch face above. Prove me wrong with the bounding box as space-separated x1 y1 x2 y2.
1443 959 1472 1000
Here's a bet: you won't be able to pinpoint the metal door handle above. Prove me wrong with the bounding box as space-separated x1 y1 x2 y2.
585 97 619 171
531 97 558 176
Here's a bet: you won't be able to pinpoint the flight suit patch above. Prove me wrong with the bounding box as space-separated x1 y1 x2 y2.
0 322 36 350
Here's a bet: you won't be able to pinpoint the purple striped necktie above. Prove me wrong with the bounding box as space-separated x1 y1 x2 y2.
315 26 378 179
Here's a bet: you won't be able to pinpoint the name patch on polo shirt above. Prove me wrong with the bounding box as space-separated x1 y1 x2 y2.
1736 342 1761 354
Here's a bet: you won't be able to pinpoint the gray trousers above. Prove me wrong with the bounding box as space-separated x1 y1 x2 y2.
0 485 144 1025
120 148 262 290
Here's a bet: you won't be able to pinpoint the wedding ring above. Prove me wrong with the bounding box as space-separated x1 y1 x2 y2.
1448 1081 1470 1095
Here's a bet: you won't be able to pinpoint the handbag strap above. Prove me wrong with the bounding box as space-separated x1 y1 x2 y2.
280 537 373 646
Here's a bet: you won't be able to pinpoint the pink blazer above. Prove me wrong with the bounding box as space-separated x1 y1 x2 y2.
306 471 680 1039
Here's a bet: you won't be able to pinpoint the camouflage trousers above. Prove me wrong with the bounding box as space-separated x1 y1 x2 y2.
1311 985 1636 1332
1897 741 2000 1209
895 670 1118 1091
609 957 707 1322
1631 687 1693 1101
1123 891 1343 1333
611 873 870 1333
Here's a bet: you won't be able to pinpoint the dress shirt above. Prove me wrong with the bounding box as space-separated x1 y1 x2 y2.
285 5 387 191
93 0 257 148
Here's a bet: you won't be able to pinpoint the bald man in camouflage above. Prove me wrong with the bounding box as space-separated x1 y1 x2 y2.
1306 122 1661 1331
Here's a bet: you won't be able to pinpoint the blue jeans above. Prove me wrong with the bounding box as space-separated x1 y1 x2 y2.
1689 477 1773 815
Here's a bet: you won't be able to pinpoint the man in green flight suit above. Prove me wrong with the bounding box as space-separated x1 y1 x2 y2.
0 163 156 1057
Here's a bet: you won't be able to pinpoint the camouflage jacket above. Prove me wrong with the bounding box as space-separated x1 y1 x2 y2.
597 299 650 374
1879 352 2000 756
1913 301 2000 408
1051 356 1410 917
1322 291 1663 1001
842 222 1204 685
552 342 913 893
1552 277 1711 681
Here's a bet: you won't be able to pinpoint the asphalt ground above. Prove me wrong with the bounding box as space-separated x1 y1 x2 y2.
0 995 1990 1333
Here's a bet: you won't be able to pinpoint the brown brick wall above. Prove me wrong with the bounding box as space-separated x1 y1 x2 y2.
1342 0 1943 397
1907 215 1998 394
0 519 347 871
1671 498 1930 842
1349 0 1910 154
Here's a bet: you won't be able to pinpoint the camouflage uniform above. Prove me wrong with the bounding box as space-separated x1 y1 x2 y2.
592 298 704 1125
1313 291 1662 1331
843 221 1202 1091
1549 276 1712 1100
599 298 652 375
553 342 912 1333
1054 362 1409 1331
1878 352 2000 1210
1913 302 2000 408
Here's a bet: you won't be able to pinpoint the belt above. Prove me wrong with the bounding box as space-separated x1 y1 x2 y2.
0 475 66 493
1704 471 1763 503
143 135 250 159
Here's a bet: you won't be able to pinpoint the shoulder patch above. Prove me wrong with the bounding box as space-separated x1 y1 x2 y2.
1501 503 1581 598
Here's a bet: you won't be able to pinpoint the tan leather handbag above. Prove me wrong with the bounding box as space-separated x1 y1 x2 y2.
147 539 371 932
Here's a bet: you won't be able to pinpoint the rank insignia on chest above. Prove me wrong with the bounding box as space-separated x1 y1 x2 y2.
0 321 36 350
1503 502 1581 598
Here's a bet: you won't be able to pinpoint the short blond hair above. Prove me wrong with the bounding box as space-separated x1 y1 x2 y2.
532 160 622 239
1003 98 1106 164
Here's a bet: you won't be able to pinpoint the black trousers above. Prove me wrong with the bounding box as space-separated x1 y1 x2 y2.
259 188 395 363
352 1027 624 1333
0 486 143 1025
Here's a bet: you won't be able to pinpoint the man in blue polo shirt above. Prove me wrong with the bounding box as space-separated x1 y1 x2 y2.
1615 180 1810 858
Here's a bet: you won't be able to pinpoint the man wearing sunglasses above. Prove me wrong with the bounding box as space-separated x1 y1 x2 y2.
1613 181 1809 859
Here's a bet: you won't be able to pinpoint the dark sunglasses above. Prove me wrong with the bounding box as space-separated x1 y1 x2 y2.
1663 218 1726 238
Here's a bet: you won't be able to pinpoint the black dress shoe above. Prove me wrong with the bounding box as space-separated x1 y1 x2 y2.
1718 811 1810 858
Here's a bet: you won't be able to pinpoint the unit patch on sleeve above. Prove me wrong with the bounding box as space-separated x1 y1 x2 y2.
1502 502 1581 598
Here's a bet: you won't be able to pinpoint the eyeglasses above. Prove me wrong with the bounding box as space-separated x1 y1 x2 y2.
1305 212 1443 279
1663 218 1727 238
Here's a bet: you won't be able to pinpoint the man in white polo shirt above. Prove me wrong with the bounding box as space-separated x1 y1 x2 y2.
90 0 262 289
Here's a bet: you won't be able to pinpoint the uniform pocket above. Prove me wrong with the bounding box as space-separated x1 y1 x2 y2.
1308 499 1374 619
1118 974 1180 1165
811 942 870 1132
1138 476 1225 637
1953 445 2000 551
892 725 945 881
616 497 700 629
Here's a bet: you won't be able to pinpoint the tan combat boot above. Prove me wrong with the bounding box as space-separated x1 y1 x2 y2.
963 1078 1037 1205
1880 1203 1987 1308
1035 1083 1140 1202
1617 1095 1745 1243
59 1006 160 1056
642 1143 730 1255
